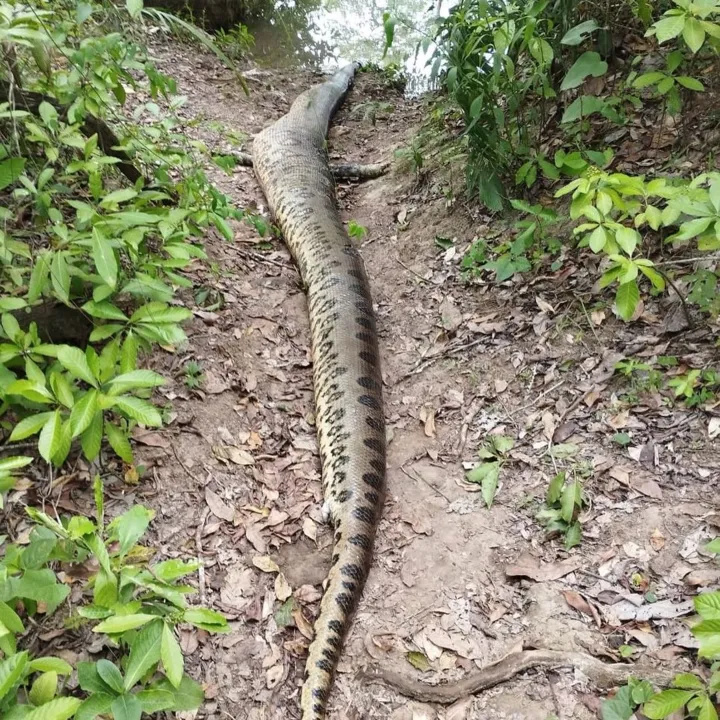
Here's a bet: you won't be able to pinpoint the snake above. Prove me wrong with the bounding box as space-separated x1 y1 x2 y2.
252 64 386 720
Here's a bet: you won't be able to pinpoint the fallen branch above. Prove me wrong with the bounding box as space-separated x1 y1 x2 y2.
359 648 678 704
229 150 388 180
1 80 146 186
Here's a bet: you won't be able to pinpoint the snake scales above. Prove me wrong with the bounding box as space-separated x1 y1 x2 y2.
252 64 386 720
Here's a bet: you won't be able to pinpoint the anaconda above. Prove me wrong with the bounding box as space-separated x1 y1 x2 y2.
252 64 386 720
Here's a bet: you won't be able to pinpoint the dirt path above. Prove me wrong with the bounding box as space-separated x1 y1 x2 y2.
133 41 720 720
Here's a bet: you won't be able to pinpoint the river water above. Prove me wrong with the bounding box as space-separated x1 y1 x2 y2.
245 0 446 94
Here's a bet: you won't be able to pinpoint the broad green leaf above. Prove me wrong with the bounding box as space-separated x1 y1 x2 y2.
75 693 114 720
92 228 118 289
28 252 51 303
104 421 134 464
101 189 138 207
633 71 666 88
93 613 156 634
50 252 70 305
130 303 191 324
126 0 143 17
588 225 607 252
710 181 720 214
683 16 706 53
78 662 114 695
643 689 695 719
111 396 161 427
0 651 28 701
96 660 124 694
561 19 599 45
564 521 582 549
0 455 33 473
698 696 718 720
695 591 720 619
121 332 138 373
28 658 72 675
615 226 639 255
529 37 553 66
0 158 25 191
37 410 62 464
677 75 704 91
136 689 174 713
123 620 162 689
161 623 183 687
28 671 58 706
154 675 204 711
81 411 104 461
561 95 606 123
465 461 500 508
652 14 686 43
81 301 128 321
70 390 99 437
57 346 97 387
183 607 229 632
672 673 704 690
107 370 166 394
0 602 24 634
10 569 69 612
615 281 639 321
639 265 666 291
23 697 81 720
547 472 565 505
382 11 395 58
152 559 200 582
561 52 608 91
111 694 141 720
601 684 634 720
692 618 720 658
706 538 720 554
93 567 118 608
93 474 104 527
108 505 154 556
560 481 580 523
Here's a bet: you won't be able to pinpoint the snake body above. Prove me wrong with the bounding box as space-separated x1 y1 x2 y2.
252 64 386 720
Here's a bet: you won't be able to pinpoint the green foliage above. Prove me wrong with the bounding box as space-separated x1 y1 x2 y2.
465 434 514 508
214 22 255 60
646 0 720 54
347 220 368 240
0 478 227 719
183 360 204 390
536 471 584 549
0 0 247 467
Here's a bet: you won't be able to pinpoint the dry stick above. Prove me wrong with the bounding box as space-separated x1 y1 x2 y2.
230 150 388 180
655 268 693 329
359 649 677 704
0 80 146 186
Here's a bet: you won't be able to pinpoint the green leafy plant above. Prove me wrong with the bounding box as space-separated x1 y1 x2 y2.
183 360 204 390
347 220 368 240
646 0 720 54
536 471 584 548
465 434 514 508
1 476 228 719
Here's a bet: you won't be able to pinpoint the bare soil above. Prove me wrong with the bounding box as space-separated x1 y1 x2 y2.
60 40 720 720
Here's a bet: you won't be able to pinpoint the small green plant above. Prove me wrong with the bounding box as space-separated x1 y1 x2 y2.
183 360 205 389
465 435 514 508
0 476 228 719
347 220 368 240
214 22 255 60
536 471 584 549
350 101 394 126
646 0 720 54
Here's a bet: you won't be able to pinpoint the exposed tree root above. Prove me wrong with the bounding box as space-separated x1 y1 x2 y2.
359 649 678 704
1 81 146 186
230 151 388 180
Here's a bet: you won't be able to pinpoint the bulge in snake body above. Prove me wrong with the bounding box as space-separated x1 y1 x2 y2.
252 64 386 720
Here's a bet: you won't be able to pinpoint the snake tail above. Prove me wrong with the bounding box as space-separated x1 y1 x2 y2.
252 64 387 720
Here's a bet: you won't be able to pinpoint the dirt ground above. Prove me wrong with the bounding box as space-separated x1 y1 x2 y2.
110 41 720 720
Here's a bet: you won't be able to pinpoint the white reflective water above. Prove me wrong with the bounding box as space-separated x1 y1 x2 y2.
246 0 447 93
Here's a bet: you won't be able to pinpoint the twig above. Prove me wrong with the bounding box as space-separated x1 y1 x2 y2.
195 506 210 605
395 256 429 284
171 441 197 481
509 379 565 418
655 253 720 267
655 268 693 329
574 294 601 345
400 464 452 504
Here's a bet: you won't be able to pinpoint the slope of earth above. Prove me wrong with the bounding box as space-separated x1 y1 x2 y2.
127 39 719 720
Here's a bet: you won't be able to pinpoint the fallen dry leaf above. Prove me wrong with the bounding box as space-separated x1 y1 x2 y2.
275 573 292 601
265 663 283 689
302 517 317 542
562 590 601 627
253 555 280 573
505 553 582 582
292 608 315 640
204 488 234 522
212 445 255 466
650 528 666 551
132 429 170 448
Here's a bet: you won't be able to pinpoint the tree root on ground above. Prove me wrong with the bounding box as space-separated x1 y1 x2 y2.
359 649 678 704
230 151 388 180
